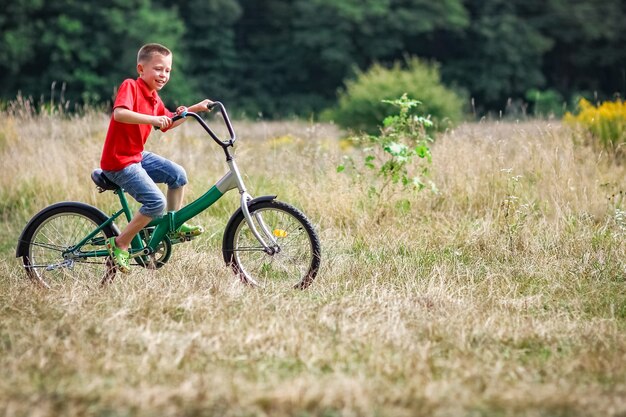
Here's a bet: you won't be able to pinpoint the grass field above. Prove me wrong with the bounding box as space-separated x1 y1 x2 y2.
1 108 625 416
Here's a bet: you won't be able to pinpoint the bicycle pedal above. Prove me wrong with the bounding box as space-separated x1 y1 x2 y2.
170 232 197 240
169 236 185 244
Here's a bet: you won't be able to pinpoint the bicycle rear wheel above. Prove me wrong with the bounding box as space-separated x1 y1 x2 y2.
222 200 321 290
18 204 118 288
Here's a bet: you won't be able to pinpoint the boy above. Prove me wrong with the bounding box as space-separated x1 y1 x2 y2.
101 43 212 273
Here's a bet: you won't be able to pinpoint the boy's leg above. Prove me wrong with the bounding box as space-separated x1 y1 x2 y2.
141 152 203 236
105 212 152 274
167 186 184 211
115 212 153 250
102 163 167 271
141 151 188 193
105 162 167 239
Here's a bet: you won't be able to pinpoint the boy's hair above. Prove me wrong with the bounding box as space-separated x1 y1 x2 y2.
137 43 172 64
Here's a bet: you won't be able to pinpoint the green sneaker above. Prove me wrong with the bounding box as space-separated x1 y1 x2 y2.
106 237 131 274
169 223 204 239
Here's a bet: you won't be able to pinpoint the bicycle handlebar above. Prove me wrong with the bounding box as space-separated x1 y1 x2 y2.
160 101 237 148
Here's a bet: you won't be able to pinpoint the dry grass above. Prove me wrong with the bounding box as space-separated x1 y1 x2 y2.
1 109 625 417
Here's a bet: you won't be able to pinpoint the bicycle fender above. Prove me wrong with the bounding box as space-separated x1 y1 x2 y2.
223 195 277 238
16 201 120 258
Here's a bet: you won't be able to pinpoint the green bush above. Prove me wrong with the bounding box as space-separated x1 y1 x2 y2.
525 88 566 117
328 57 465 134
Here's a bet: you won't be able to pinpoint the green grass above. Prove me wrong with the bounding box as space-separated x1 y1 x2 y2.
1 111 625 416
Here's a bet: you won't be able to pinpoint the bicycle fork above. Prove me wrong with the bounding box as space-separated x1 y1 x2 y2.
217 159 279 254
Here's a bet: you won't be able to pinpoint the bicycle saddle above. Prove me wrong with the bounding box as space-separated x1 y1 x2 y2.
91 169 119 192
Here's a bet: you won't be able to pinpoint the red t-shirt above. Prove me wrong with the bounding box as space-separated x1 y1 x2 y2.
100 78 174 171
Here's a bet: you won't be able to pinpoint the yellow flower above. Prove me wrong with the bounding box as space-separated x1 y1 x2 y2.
566 98 626 152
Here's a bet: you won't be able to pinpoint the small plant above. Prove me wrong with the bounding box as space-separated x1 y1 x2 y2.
499 168 530 253
564 98 626 157
338 94 436 207
605 191 626 239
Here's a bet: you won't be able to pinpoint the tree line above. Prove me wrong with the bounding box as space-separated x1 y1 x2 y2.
1 0 624 117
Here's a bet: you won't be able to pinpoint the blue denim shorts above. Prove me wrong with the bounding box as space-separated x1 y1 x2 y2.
103 151 188 218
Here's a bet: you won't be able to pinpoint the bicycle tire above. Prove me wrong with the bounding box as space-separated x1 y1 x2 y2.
18 203 118 288
222 200 321 289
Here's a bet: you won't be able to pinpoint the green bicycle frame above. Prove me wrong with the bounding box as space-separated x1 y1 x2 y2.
143 186 223 249
62 182 224 260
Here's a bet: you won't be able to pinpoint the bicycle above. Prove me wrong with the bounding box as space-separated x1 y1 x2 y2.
16 102 321 290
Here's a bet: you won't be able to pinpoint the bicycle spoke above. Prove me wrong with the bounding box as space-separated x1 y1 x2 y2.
28 241 67 252
232 246 266 252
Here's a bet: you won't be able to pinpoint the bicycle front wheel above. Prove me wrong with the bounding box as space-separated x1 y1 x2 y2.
19 204 118 289
222 200 321 290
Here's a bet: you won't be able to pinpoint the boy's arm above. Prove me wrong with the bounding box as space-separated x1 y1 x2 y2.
169 99 214 129
187 99 214 113
114 107 173 130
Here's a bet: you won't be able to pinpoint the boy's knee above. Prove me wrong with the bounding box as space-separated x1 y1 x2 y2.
170 165 188 188
140 194 167 218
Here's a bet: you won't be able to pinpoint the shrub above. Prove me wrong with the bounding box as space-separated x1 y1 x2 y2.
328 57 465 134
564 98 626 157
525 88 566 118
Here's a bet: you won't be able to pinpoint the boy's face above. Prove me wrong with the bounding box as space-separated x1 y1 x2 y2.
137 53 172 92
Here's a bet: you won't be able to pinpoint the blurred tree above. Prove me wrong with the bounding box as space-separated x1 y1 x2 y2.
1 0 624 116
436 0 552 112
234 0 317 116
523 0 626 101
289 0 469 115
0 0 190 108
175 0 242 105
0 0 45 99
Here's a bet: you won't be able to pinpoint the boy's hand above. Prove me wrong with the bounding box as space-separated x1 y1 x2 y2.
152 115 173 129
189 99 214 113
201 99 214 111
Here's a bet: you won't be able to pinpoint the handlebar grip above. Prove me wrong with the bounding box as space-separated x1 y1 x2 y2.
171 111 187 122
154 102 236 147
154 111 187 130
